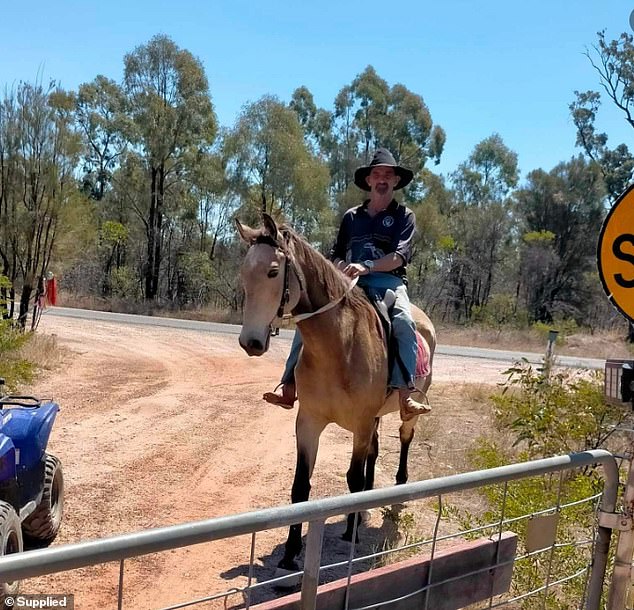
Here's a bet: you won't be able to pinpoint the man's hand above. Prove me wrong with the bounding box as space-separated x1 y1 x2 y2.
343 263 369 278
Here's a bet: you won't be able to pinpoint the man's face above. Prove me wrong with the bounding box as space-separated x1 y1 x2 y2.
366 166 400 196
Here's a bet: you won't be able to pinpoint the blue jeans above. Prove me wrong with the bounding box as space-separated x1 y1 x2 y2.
281 273 417 390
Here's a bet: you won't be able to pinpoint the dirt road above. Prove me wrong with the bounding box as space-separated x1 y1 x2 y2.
18 313 507 609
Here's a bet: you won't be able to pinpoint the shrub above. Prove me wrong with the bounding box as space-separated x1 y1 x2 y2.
0 275 35 391
447 362 624 609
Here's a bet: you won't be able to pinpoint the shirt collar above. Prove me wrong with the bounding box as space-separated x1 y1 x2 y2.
361 199 399 215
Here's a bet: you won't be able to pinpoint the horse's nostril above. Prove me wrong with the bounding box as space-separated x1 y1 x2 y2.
248 339 264 352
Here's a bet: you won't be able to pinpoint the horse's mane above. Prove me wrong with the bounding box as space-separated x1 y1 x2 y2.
279 225 367 311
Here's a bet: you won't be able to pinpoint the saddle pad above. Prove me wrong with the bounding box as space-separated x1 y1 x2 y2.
415 331 431 379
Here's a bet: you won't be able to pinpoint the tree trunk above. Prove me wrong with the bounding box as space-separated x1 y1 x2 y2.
17 278 33 330
145 167 159 299
150 164 165 300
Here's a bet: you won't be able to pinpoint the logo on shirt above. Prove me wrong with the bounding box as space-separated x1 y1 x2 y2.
383 216 394 228
364 243 385 259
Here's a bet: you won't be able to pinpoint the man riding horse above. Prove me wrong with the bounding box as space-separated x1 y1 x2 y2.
264 148 431 422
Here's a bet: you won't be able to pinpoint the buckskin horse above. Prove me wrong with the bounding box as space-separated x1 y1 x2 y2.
236 214 435 572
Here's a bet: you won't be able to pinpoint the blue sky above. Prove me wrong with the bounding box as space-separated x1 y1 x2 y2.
1 1 632 180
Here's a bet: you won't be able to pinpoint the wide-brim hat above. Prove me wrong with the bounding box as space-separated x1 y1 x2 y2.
354 148 414 191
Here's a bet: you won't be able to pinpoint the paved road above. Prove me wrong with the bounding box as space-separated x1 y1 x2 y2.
44 306 606 370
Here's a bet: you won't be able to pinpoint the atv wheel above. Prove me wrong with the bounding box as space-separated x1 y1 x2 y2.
0 500 23 596
22 454 63 546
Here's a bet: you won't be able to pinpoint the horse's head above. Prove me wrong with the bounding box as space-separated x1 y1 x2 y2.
235 214 303 356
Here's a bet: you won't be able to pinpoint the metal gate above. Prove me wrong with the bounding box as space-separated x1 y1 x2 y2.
0 450 625 609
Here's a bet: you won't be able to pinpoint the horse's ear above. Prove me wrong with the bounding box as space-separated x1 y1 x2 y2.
262 213 278 241
235 218 259 244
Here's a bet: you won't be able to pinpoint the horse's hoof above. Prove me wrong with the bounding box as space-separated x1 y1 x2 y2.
274 565 302 589
360 509 372 525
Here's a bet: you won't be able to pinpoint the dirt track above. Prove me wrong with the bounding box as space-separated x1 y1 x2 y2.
19 313 507 609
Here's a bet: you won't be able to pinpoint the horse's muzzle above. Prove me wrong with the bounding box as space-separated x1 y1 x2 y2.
238 333 270 356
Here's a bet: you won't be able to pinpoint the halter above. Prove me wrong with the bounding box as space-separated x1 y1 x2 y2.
254 233 303 331
254 232 358 330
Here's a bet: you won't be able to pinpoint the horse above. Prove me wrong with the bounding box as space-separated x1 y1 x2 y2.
236 214 436 572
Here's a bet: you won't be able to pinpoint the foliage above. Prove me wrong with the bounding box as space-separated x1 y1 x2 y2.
532 319 579 342
571 29 634 342
569 31 634 201
175 251 215 307
515 157 606 323
0 276 34 390
491 362 625 456
224 95 332 242
0 80 81 328
444 134 518 321
1 33 632 331
122 34 218 300
445 363 624 608
110 266 140 300
472 294 525 329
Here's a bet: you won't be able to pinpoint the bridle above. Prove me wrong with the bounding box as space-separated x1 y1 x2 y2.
254 233 303 333
253 232 358 333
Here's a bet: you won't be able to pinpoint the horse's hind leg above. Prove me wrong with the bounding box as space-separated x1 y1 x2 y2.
279 411 326 571
396 416 417 485
364 418 380 491
342 426 374 541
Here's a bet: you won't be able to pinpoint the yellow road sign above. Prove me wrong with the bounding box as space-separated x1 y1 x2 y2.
598 184 634 323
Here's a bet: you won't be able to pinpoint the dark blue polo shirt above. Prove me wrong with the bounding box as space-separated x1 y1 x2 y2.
329 199 416 279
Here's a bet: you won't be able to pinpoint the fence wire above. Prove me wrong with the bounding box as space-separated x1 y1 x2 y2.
0 450 619 610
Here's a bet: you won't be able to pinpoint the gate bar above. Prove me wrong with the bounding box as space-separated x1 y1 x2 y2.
0 450 618 594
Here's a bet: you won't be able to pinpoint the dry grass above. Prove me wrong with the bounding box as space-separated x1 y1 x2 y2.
408 381 499 480
59 292 634 358
438 324 633 359
58 293 243 324
18 331 62 372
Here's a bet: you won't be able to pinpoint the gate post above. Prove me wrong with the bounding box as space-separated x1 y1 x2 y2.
586 454 620 609
606 449 634 610
300 519 325 610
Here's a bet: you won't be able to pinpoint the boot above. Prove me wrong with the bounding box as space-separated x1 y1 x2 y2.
399 389 431 421
263 382 296 409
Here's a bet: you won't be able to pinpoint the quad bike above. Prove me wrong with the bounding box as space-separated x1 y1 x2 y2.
0 378 64 597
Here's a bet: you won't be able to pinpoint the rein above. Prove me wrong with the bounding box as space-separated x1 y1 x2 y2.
291 276 358 323
255 232 358 328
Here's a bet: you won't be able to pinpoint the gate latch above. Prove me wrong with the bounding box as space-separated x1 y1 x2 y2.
598 510 633 531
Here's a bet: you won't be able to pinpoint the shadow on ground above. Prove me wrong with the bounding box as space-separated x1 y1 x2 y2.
220 504 410 608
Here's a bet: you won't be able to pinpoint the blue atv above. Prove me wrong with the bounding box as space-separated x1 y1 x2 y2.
0 378 64 597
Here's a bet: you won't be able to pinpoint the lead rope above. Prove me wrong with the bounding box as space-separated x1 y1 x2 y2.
292 276 359 323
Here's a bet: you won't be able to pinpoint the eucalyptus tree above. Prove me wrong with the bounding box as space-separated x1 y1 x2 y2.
289 86 334 157
224 95 331 242
123 34 217 300
447 135 519 320
570 29 634 337
0 82 82 327
75 75 129 201
330 66 446 207
516 157 605 322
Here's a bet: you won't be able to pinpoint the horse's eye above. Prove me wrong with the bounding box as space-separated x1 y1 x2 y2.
267 269 279 279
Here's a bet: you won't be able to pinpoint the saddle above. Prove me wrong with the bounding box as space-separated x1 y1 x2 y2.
363 287 429 381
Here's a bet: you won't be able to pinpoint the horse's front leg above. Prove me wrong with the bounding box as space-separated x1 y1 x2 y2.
342 426 374 542
279 411 326 572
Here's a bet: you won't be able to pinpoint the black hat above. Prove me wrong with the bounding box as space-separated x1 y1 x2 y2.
353 148 414 191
